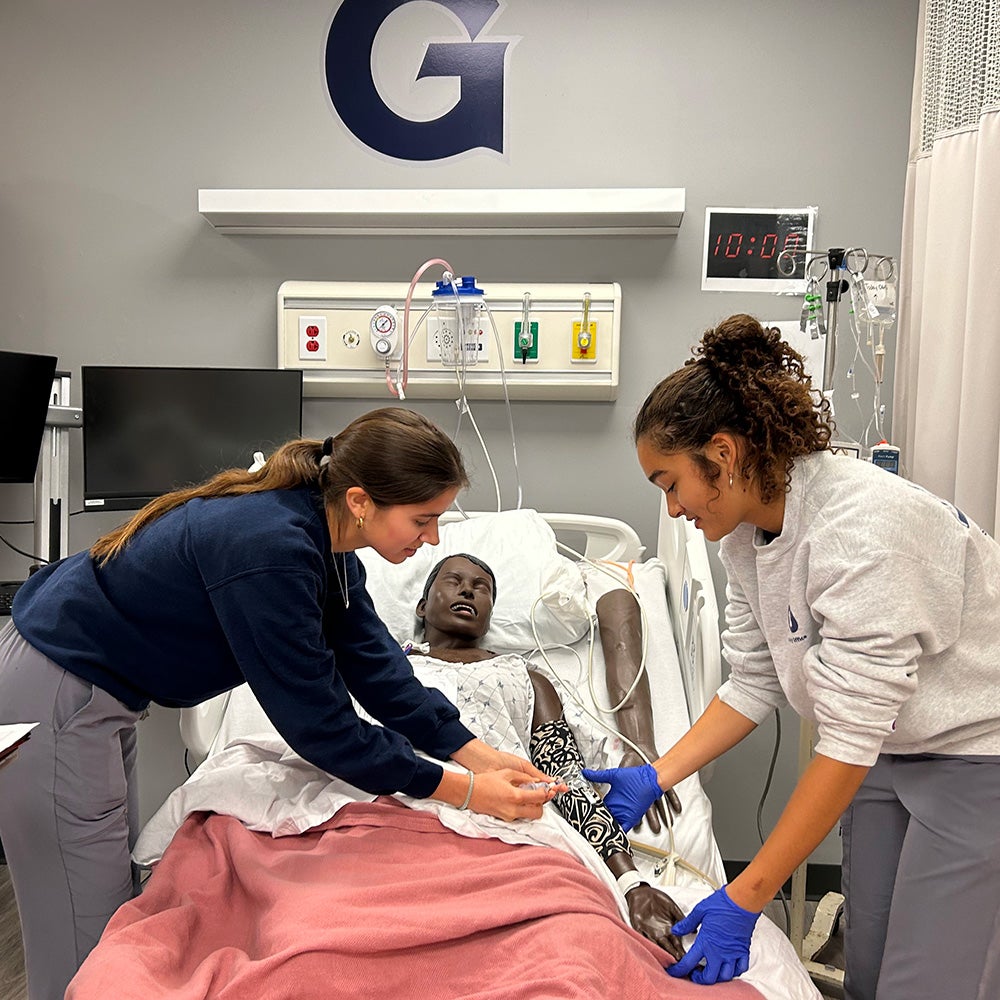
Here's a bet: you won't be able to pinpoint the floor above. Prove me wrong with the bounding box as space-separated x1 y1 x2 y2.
763 896 845 999
0 862 27 1000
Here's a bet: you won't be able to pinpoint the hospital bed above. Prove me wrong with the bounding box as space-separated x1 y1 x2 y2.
66 503 820 1000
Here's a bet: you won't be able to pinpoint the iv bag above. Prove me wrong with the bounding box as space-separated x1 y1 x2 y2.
864 279 897 326
850 272 880 322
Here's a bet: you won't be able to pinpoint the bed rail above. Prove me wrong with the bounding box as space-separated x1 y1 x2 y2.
655 499 723 738
441 510 644 562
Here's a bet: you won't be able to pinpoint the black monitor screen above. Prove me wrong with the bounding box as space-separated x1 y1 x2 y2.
83 367 303 510
0 350 58 484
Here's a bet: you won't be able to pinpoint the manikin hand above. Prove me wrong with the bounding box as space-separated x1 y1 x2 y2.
626 884 687 962
619 749 681 835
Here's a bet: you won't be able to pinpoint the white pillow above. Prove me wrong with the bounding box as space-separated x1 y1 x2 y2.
357 509 591 653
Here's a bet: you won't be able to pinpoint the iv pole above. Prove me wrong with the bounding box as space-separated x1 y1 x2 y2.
822 248 849 391
777 245 893 393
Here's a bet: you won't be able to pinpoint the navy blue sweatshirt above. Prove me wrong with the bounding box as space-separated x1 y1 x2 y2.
12 487 474 798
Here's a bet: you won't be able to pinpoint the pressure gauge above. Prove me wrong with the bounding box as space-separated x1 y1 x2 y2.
370 306 397 337
369 305 401 360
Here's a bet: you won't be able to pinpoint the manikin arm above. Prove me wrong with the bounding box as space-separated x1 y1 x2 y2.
529 673 685 962
597 588 681 830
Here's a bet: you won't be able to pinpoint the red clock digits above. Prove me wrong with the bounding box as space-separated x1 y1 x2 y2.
759 233 778 259
782 231 804 255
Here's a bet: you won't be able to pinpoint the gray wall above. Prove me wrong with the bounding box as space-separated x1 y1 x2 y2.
0 1 919 864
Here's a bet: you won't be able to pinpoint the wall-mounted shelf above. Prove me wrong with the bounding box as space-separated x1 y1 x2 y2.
197 188 685 236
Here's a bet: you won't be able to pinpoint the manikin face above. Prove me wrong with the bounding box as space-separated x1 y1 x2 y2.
636 437 744 543
359 488 460 564
417 556 495 645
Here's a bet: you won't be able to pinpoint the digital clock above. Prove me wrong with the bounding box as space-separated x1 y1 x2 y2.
702 207 816 293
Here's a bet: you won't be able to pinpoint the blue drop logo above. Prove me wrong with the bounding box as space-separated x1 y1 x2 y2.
787 606 799 634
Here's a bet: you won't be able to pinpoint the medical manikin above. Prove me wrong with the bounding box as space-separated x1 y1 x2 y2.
412 553 686 960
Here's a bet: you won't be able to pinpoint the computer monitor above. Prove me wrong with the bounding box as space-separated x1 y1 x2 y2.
82 367 304 511
0 350 59 484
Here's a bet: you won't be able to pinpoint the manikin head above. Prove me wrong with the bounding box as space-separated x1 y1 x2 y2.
416 553 497 648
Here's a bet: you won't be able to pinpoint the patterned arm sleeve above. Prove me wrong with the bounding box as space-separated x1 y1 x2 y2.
530 717 632 861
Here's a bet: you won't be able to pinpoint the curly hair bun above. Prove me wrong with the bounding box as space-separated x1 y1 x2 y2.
699 313 791 371
697 314 807 397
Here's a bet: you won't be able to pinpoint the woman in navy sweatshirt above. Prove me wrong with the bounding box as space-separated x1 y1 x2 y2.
0 406 556 1000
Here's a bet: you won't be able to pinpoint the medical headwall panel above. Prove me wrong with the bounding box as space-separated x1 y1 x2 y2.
277 281 621 400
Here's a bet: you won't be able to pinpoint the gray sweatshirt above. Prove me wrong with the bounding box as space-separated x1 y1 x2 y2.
717 450 1000 766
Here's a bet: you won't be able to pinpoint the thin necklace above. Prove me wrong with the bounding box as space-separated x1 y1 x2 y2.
332 552 350 609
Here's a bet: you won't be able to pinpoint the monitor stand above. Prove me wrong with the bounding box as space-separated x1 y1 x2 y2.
34 372 82 565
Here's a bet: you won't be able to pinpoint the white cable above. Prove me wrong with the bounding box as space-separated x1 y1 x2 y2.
444 279 504 510
524 543 653 764
406 303 433 349
449 353 502 512
484 300 524 509
846 310 882 450
446 283 524 514
519 541 726 887
465 401 503 513
556 542 650 713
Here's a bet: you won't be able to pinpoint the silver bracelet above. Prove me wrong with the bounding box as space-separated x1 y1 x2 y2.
458 769 475 810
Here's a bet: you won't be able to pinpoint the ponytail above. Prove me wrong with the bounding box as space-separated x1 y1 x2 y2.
90 439 326 564
91 407 468 564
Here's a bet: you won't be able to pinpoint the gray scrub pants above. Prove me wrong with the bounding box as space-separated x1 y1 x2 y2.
841 752 1000 1000
0 620 141 1000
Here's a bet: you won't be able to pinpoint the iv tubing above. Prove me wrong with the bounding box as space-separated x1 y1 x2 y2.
523 544 716 888
449 282 524 512
391 258 456 398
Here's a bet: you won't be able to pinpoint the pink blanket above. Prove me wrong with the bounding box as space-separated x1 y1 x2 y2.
68 799 764 1000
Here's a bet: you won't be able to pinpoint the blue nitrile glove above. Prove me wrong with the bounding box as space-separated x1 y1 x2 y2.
579 764 664 831
667 885 760 985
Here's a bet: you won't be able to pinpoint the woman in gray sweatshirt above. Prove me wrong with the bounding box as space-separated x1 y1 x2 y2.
584 314 1000 1000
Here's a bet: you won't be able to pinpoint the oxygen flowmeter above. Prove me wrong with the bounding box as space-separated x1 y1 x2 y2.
369 305 401 360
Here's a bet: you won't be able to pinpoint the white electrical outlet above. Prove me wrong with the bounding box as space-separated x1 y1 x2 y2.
426 316 456 363
298 315 327 361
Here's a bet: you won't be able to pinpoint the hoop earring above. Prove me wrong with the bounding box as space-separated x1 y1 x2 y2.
356 515 365 530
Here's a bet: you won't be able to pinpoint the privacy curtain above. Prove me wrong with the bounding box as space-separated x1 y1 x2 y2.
895 0 1000 535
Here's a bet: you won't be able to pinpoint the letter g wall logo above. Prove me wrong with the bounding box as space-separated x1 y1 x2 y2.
325 0 512 161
